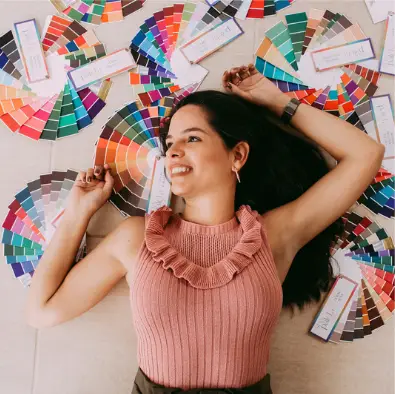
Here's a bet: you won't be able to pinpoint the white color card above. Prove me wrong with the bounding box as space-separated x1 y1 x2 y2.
170 48 208 88
310 275 358 341
14 19 49 84
68 48 136 91
370 95 395 160
180 18 244 64
311 38 376 71
379 12 395 75
364 0 395 24
147 157 172 213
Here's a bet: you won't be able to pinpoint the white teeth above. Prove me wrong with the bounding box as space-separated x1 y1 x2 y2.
171 167 191 175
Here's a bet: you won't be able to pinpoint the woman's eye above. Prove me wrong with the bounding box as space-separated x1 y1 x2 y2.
166 142 173 149
188 136 200 143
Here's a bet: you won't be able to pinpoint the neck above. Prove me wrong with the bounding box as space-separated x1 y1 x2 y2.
182 189 236 226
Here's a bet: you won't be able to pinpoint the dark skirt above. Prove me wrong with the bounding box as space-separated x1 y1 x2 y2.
132 368 272 394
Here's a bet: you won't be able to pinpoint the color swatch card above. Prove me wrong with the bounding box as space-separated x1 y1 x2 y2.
370 95 395 160
49 0 145 25
2 169 86 288
129 4 228 106
205 0 294 19
68 48 136 90
180 18 244 63
94 98 176 217
14 19 49 83
147 157 172 213
379 12 395 75
364 0 395 24
311 39 376 71
310 275 358 341
0 19 111 141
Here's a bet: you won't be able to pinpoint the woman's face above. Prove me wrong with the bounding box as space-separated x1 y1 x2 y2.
165 105 234 198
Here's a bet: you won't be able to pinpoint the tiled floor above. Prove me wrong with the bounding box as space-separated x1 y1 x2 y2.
0 1 394 394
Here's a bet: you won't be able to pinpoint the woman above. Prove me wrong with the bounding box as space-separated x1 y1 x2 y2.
26 65 384 393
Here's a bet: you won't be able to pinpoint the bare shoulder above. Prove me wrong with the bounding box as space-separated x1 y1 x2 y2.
104 216 146 270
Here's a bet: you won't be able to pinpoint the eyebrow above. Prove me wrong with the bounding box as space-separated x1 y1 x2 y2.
165 127 208 140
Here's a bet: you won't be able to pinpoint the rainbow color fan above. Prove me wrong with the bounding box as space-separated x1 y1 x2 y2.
49 0 145 25
310 168 394 344
128 4 214 107
0 16 111 141
1 169 86 288
127 1 297 106
254 9 394 170
93 96 184 217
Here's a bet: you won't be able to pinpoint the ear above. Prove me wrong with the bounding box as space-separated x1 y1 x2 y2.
232 141 250 171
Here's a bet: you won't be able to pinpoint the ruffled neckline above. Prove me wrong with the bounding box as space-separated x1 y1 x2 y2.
145 205 263 289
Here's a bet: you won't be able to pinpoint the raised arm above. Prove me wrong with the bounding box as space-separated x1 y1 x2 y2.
26 166 145 328
223 65 385 280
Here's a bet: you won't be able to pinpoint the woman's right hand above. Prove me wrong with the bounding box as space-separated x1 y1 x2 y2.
66 164 114 220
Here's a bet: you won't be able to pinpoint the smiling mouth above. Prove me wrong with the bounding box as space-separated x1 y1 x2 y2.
170 166 193 177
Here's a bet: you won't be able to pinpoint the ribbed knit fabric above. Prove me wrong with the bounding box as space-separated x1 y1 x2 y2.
127 205 283 390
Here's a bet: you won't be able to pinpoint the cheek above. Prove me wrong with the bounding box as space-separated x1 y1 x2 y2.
189 145 231 175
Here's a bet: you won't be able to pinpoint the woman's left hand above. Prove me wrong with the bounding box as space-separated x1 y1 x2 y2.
222 64 286 108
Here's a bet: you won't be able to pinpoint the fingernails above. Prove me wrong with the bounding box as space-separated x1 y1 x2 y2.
87 177 91 183
227 83 232 90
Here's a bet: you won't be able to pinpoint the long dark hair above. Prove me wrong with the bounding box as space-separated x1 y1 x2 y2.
160 90 344 309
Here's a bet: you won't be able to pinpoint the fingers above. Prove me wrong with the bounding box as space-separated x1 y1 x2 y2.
86 168 94 183
248 63 259 76
77 171 87 183
222 70 230 89
94 165 105 181
239 65 250 79
229 67 242 85
77 167 106 185
222 65 258 89
224 81 249 101
102 167 115 196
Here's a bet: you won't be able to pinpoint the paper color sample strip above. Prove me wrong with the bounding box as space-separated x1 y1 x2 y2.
379 12 395 76
310 275 358 341
147 157 172 213
311 38 376 71
68 48 136 90
14 19 49 83
180 18 244 64
370 95 395 160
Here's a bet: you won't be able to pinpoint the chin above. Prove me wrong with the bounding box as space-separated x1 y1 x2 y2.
170 180 194 198
170 185 192 198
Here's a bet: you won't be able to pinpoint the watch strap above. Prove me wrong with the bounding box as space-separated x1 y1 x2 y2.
280 98 301 124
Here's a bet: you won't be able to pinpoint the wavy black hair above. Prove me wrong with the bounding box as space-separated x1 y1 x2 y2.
160 90 344 309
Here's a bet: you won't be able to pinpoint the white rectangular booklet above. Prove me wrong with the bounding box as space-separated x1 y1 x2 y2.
379 12 395 75
310 275 358 341
370 95 395 160
311 38 375 71
68 48 136 91
14 19 49 83
180 18 244 64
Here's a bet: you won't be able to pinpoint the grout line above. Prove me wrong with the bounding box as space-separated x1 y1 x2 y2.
30 329 39 394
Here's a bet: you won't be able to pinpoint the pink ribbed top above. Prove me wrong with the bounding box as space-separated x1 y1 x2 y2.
127 205 283 390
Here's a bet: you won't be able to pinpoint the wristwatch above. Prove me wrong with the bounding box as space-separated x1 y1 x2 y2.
280 98 301 124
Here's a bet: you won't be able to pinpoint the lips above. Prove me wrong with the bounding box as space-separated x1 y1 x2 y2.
168 164 193 177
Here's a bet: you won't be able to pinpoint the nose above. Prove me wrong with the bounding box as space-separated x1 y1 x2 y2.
166 143 184 158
